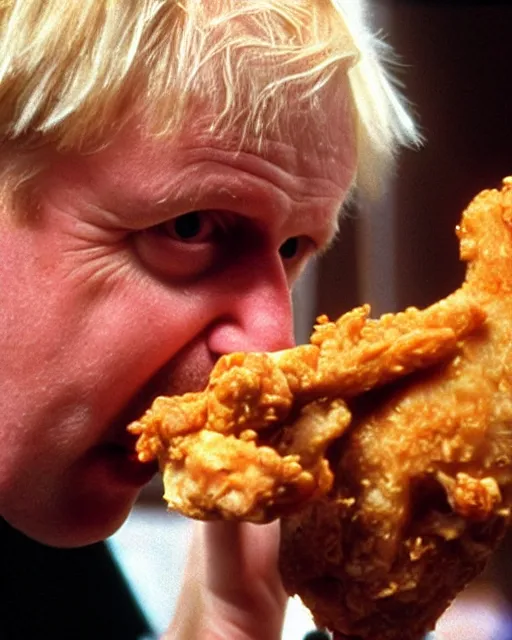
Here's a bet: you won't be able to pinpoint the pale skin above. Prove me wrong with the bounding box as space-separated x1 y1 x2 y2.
0 82 356 638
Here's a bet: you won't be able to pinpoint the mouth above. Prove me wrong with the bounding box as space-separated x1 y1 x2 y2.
96 439 159 487
96 392 165 489
98 341 215 486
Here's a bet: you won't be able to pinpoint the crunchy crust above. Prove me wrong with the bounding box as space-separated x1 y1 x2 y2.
280 178 512 639
130 178 512 638
129 302 482 521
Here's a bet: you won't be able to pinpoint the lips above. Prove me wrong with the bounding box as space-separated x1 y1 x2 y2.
98 411 160 487
112 427 143 455
97 340 215 486
97 441 159 486
106 341 214 440
95 391 162 489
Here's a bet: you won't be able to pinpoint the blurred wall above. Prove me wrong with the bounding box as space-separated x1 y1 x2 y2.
314 0 512 320
312 0 512 620
389 0 512 309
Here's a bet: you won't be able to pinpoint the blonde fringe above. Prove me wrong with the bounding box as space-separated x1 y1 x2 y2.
0 0 421 198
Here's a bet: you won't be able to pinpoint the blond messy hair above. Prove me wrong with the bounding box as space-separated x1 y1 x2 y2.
0 0 419 198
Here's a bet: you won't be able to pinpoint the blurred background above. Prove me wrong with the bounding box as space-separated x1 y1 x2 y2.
110 1 512 638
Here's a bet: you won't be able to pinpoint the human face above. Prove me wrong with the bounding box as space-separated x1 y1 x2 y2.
0 90 356 547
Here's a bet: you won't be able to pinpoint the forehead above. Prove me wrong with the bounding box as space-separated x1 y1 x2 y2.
100 75 355 200
43 78 356 250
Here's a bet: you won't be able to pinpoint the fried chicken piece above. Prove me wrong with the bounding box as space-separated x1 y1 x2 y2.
129 183 487 523
279 177 512 639
129 177 512 638
129 349 350 520
129 295 482 521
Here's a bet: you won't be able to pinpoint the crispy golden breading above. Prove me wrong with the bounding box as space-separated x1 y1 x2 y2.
129 178 512 638
129 299 482 521
280 177 512 639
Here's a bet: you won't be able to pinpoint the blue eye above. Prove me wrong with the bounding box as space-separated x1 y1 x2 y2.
279 237 299 259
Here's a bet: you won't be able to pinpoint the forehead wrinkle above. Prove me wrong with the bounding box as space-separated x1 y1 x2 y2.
147 154 342 251
138 135 350 248
179 141 350 205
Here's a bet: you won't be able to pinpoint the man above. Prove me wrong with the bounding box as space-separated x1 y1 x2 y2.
0 1 418 638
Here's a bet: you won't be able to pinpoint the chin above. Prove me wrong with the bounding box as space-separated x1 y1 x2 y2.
4 491 139 548
49 507 134 548
1 446 158 547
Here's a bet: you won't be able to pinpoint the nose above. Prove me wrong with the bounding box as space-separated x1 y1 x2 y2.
206 255 295 355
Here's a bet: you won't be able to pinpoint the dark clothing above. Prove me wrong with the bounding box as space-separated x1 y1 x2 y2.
1 518 152 640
